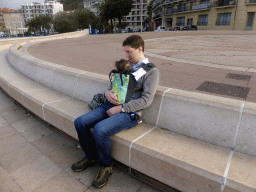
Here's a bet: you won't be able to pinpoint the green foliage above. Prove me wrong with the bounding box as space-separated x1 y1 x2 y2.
52 8 99 33
59 0 84 11
26 14 53 35
97 0 133 32
75 8 99 29
17 45 23 50
53 13 79 33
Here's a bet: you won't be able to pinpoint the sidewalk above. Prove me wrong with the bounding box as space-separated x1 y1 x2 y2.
0 87 164 192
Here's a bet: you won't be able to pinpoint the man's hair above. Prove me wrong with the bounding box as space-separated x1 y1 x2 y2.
115 59 132 72
122 35 145 52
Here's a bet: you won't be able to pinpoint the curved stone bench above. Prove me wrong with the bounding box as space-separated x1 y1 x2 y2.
1 32 256 192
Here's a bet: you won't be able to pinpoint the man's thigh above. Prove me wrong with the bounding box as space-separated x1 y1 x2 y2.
76 107 108 129
93 112 139 137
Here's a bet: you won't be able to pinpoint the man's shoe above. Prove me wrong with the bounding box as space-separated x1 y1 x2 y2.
71 157 98 172
92 165 113 188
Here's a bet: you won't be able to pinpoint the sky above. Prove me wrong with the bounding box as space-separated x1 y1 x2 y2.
0 0 47 9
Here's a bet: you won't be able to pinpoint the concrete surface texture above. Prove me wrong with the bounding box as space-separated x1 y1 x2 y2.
27 30 256 103
0 89 162 192
2 30 256 192
0 38 166 192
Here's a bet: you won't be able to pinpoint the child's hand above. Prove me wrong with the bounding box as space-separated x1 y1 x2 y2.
105 90 120 105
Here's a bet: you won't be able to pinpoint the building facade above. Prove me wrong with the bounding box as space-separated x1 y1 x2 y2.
123 0 150 28
0 9 8 31
152 0 256 30
0 8 27 35
21 0 63 23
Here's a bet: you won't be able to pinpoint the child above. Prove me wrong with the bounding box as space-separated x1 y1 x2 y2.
88 59 132 110
110 59 133 105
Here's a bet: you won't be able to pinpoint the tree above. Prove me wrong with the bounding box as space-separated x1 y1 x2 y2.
75 8 99 29
37 14 53 34
26 14 53 35
26 17 40 34
53 13 79 33
113 0 133 32
98 0 133 33
59 0 84 11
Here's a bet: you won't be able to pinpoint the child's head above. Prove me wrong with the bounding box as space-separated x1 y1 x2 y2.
115 59 132 72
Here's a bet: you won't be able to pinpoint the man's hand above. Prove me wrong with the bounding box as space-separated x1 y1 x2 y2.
105 90 120 105
107 105 122 116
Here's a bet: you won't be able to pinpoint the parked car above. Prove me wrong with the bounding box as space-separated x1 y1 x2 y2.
155 26 166 31
169 27 180 31
143 27 151 32
181 25 197 30
132 28 140 32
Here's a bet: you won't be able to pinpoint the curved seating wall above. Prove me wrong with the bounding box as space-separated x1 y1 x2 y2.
7 40 256 157
3 32 256 192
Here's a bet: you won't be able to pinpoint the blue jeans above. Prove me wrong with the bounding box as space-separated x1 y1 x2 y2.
74 100 139 167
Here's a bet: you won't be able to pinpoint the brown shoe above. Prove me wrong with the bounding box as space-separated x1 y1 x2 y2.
92 165 113 188
71 157 98 172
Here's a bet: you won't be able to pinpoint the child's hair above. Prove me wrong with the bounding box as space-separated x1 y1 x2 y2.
115 59 132 72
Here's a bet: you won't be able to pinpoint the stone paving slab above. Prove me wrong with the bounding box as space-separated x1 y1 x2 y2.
0 87 164 192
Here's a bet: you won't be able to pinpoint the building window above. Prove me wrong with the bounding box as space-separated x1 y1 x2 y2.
246 12 255 30
198 14 208 26
216 12 231 25
177 17 185 26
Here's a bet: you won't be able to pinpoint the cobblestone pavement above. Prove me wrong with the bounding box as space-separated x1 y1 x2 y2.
27 30 256 103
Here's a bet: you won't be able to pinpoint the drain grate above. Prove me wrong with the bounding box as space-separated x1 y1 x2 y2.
225 73 251 81
196 81 250 99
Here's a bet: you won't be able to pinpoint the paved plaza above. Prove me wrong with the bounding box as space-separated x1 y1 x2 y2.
27 30 256 103
1 30 256 191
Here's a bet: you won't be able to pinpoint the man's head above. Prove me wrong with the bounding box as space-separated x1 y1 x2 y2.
122 35 145 64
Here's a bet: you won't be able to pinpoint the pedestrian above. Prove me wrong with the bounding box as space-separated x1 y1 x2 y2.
71 34 160 188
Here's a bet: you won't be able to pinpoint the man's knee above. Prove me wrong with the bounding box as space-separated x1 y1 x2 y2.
74 117 83 130
93 124 106 139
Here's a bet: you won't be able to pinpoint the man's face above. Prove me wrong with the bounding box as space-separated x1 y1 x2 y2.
124 45 141 64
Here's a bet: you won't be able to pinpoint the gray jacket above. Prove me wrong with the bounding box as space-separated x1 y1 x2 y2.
108 64 159 116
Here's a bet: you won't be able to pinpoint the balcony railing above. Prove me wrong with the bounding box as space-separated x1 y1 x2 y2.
245 0 256 4
165 2 211 14
215 0 235 7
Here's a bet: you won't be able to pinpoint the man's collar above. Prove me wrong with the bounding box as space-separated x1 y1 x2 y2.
131 58 149 71
139 58 149 64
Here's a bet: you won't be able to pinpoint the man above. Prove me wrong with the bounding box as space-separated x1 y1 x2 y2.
72 35 159 188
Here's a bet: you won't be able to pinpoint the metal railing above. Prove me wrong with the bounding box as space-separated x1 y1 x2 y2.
165 2 211 14
246 0 256 3
215 0 235 7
